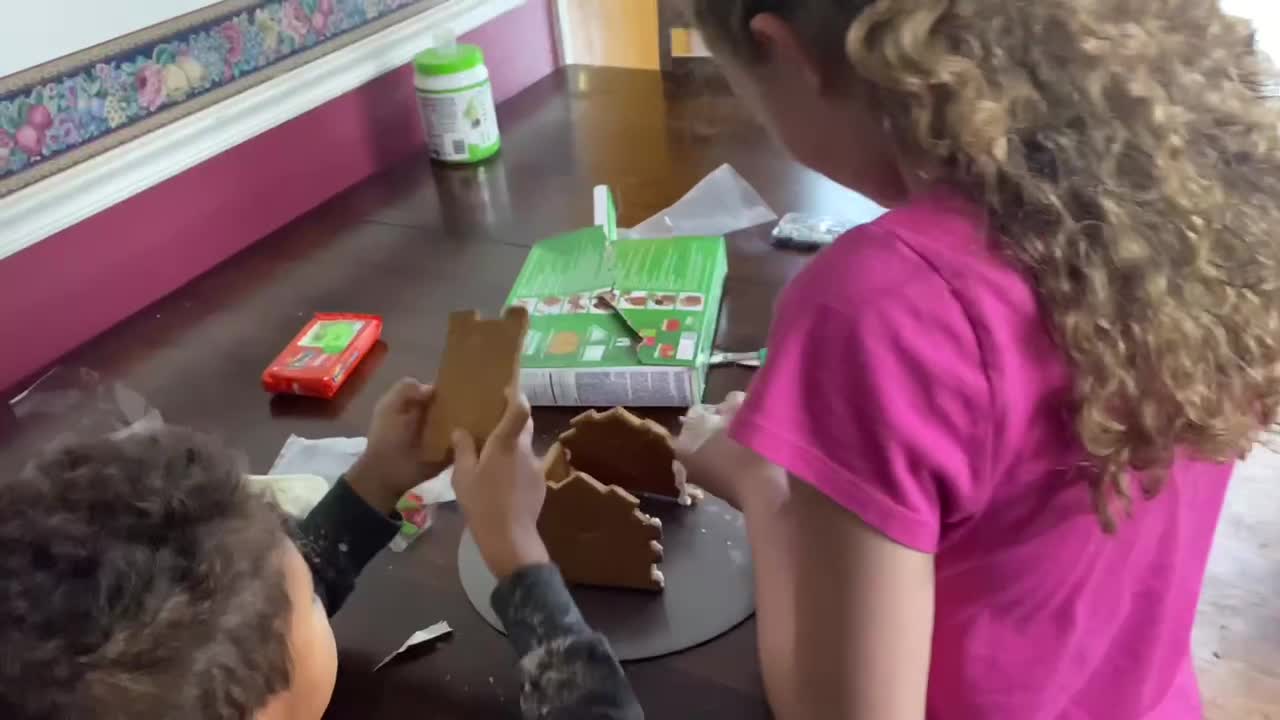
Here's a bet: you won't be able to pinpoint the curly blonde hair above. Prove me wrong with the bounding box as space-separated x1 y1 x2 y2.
696 0 1280 528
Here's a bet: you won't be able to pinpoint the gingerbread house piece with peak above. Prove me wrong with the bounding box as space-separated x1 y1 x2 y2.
539 443 665 591
558 407 696 504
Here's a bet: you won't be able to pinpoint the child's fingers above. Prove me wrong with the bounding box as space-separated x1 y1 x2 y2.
720 391 746 413
493 389 533 443
382 377 429 411
407 384 435 426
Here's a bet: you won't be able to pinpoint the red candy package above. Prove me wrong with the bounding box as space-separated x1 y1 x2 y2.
262 313 383 399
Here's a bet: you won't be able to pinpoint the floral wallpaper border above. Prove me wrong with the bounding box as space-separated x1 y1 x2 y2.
0 0 442 197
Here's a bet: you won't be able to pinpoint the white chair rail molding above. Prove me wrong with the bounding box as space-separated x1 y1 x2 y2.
0 0 525 261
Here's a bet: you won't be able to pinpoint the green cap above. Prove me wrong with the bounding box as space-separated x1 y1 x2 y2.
414 44 485 77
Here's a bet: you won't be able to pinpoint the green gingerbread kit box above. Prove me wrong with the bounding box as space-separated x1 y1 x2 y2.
506 187 728 407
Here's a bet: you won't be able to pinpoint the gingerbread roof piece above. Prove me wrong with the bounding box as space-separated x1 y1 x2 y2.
421 307 529 463
538 468 665 592
557 407 685 501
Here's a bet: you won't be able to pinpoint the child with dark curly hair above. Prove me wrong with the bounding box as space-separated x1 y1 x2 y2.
0 379 641 720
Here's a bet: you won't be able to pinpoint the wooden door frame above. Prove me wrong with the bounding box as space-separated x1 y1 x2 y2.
551 0 576 65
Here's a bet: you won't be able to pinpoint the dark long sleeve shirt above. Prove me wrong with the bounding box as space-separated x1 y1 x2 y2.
296 478 642 719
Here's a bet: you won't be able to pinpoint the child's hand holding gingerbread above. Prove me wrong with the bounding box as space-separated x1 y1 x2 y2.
346 378 445 514
451 390 551 580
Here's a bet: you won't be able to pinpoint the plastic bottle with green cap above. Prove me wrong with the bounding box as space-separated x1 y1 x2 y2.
414 41 501 164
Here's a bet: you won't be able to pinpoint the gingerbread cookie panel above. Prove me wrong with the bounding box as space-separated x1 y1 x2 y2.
422 306 529 463
538 470 665 592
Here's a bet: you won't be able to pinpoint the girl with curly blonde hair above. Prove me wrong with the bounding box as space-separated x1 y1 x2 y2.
681 1 1280 718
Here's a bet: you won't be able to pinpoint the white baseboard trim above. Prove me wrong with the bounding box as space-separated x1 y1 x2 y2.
0 0 525 262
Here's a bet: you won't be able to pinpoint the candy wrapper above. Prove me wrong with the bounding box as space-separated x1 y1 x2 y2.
390 467 455 552
374 621 453 671
262 313 382 399
770 212 858 250
391 490 434 551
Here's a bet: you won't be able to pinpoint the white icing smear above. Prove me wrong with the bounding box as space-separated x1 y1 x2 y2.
673 460 698 506
650 566 666 588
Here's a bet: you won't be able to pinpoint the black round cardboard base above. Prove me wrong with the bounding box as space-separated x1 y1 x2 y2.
458 494 755 661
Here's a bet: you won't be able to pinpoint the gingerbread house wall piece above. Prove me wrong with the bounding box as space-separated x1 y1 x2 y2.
558 407 683 500
542 441 573 485
538 470 665 592
421 306 529 463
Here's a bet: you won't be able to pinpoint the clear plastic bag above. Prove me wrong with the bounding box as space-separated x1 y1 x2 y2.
1 367 169 475
624 164 777 239
8 367 161 434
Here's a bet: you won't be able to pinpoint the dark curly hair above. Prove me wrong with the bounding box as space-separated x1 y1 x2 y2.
0 428 294 719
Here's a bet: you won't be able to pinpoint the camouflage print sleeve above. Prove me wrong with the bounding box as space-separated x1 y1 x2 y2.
296 476 399 616
492 564 643 720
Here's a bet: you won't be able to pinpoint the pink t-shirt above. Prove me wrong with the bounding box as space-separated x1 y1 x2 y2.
730 188 1231 719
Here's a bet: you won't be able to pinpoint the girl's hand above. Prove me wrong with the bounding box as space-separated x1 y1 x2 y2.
451 390 551 580
347 378 442 514
674 391 746 457
676 392 783 509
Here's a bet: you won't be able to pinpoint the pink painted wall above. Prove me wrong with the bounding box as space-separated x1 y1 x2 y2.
462 0 558 103
1 1 559 396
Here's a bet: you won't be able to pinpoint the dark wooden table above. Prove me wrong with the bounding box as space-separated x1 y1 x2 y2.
2 67 882 718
